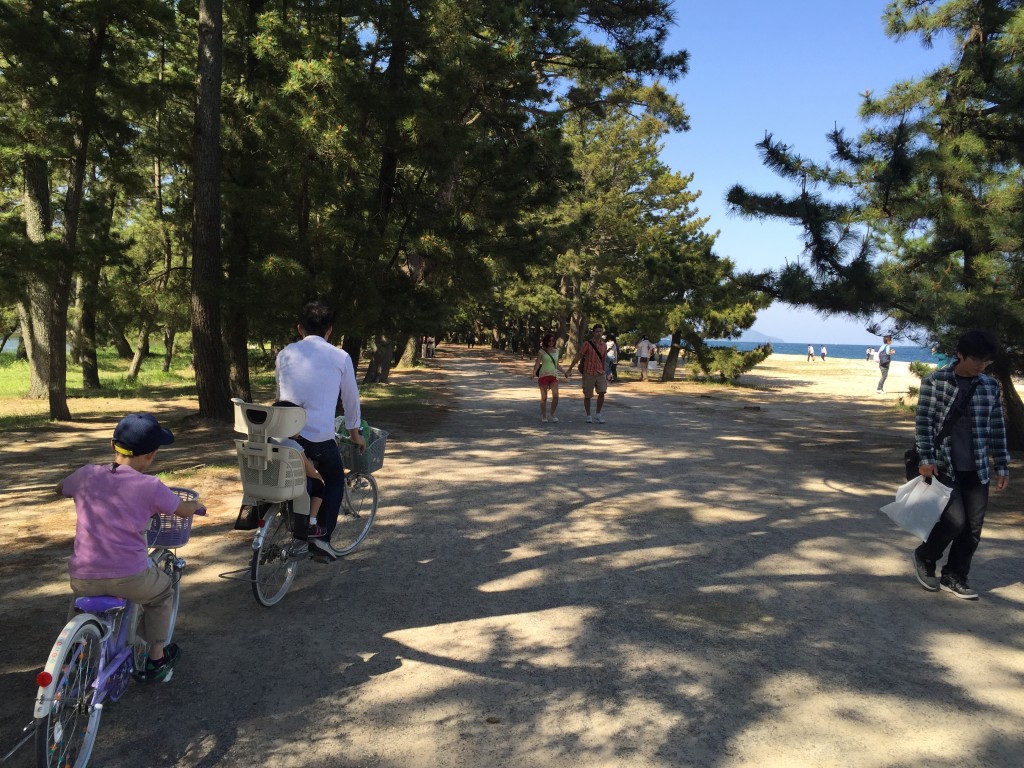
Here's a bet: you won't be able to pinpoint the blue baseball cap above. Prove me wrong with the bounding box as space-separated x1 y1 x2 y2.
112 413 175 457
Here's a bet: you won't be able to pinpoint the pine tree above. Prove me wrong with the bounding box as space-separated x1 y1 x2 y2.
727 0 1024 446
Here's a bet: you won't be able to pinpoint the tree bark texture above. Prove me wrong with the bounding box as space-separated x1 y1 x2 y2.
362 335 394 384
127 320 153 381
191 0 233 421
660 331 684 382
19 155 50 400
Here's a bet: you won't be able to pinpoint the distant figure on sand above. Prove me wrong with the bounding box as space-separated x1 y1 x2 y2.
877 335 896 392
533 333 567 423
807 344 815 362
566 324 608 423
820 345 827 362
866 347 874 361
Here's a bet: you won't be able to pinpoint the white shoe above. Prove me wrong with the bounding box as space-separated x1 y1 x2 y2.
541 416 548 422
309 538 338 561
594 413 605 423
549 416 559 423
585 415 593 423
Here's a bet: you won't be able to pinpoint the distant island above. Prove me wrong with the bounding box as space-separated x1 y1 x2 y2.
659 330 785 346
732 330 785 344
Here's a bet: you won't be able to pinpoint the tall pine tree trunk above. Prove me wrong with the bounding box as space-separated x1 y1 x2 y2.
191 0 232 421
162 325 176 373
77 268 101 389
660 331 684 381
108 321 134 358
127 319 153 381
992 361 1024 451
362 334 394 384
76 178 113 390
343 335 362 373
397 334 417 367
19 155 50 400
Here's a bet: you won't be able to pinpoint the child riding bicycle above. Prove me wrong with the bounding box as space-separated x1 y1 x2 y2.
56 413 205 681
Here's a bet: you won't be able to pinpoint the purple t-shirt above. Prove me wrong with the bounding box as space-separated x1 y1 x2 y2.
62 463 181 579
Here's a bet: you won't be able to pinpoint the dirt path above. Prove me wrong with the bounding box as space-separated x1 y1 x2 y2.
2 346 1022 767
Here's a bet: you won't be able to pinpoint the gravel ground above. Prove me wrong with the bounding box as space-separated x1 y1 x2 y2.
1 345 1022 767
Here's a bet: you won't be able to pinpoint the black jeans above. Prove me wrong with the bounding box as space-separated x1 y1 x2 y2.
296 437 345 539
916 471 988 579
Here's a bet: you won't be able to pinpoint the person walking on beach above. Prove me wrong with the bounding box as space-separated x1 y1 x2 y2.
877 336 895 392
636 335 656 380
807 344 815 362
910 330 1010 600
820 345 827 362
566 324 608 423
533 333 567 422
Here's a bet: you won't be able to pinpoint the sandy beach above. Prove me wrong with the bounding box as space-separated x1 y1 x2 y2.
1 347 1021 767
736 352 919 400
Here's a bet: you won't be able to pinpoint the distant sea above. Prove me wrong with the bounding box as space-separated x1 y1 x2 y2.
704 340 941 364
2 336 943 365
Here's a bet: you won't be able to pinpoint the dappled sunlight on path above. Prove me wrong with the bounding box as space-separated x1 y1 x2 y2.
1 343 1022 767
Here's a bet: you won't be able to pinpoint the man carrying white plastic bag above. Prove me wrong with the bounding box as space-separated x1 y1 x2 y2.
882 476 953 542
898 330 1010 601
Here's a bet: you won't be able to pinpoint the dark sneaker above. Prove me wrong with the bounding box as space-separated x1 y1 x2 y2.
308 524 326 537
308 538 338 561
912 552 939 591
939 575 979 600
142 643 180 682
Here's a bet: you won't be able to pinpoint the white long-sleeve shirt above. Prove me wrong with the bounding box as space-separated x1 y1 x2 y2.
275 335 362 441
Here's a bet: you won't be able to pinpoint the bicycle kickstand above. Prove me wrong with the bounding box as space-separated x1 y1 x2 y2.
0 721 36 763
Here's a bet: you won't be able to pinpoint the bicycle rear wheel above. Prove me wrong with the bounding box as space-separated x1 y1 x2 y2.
130 548 181 675
250 503 299 607
35 618 104 768
331 472 378 556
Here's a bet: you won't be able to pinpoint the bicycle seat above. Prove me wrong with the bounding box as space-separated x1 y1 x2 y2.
74 596 128 613
231 398 306 440
231 399 311 517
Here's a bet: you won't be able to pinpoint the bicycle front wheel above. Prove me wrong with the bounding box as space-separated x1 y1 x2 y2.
332 472 378 556
250 503 299 607
35 618 104 768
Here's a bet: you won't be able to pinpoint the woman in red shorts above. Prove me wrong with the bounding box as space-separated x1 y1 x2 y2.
533 333 567 423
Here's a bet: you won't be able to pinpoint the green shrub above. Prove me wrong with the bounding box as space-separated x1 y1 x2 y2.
688 343 772 383
909 361 934 380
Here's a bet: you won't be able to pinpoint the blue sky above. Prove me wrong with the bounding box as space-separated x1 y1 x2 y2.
659 1 952 343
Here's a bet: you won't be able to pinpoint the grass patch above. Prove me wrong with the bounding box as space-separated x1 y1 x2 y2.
0 412 51 431
1 346 440 433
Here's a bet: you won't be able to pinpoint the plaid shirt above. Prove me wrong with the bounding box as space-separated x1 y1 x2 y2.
581 339 607 376
915 364 1010 484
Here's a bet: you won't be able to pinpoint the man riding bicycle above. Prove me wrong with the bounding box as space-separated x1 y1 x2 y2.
275 301 366 561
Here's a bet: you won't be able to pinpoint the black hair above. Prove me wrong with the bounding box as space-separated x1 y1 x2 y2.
298 301 334 337
273 400 299 408
956 330 1000 360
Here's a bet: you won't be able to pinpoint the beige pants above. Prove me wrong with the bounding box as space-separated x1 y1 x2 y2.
70 566 175 645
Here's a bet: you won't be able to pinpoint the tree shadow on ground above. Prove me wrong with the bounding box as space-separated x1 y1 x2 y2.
1 346 1022 767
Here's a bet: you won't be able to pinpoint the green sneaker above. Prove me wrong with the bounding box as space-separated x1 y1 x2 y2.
143 643 180 682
